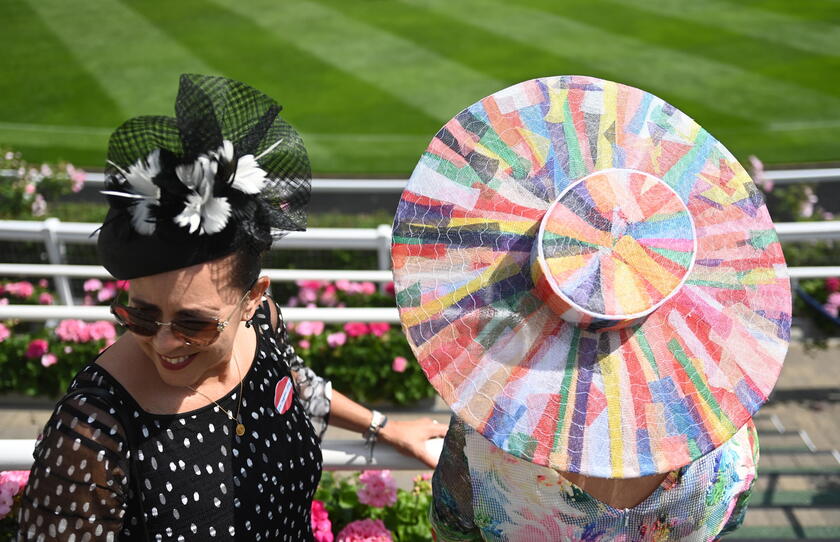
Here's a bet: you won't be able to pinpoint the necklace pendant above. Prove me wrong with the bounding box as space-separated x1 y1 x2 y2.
236 423 246 436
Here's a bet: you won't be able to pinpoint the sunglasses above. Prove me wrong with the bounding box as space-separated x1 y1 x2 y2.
111 289 252 347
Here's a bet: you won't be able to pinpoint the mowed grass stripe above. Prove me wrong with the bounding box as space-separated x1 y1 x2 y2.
0 0 122 128
401 0 840 126
611 0 840 57
524 0 840 100
25 0 214 116
127 0 440 135
209 0 504 122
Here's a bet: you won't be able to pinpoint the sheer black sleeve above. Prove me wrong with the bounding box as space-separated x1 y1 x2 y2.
16 393 129 541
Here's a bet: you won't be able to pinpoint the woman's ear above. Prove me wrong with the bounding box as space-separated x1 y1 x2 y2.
243 275 271 321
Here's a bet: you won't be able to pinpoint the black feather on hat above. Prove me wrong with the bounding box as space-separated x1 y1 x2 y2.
97 74 310 280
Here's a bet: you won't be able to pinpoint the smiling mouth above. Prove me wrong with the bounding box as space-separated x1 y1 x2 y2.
158 353 197 371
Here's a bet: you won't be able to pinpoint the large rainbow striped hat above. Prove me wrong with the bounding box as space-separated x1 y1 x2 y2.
391 76 791 478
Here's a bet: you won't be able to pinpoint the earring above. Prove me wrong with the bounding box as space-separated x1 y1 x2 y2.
245 320 252 328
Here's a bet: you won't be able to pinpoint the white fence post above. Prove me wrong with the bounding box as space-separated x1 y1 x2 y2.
42 218 73 306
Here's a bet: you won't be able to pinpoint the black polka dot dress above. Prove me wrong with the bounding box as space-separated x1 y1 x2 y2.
17 300 325 541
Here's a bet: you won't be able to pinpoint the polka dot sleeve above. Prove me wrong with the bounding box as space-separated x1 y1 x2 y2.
265 296 332 440
17 394 130 542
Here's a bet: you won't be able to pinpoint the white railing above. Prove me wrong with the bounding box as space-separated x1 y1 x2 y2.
4 168 838 187
0 438 444 471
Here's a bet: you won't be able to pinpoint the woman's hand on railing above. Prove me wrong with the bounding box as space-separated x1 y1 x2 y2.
379 417 448 468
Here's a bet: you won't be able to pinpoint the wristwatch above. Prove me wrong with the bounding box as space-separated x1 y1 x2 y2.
363 409 388 442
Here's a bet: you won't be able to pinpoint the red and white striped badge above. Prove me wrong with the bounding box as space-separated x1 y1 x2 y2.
274 376 294 415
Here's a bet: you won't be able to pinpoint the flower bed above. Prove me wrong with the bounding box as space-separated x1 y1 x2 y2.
0 277 435 405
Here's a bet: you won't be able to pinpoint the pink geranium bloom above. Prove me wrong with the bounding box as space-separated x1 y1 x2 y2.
97 282 118 302
296 280 325 291
298 339 311 349
335 279 352 292
311 500 333 542
38 279 49 288
117 280 131 291
357 470 398 508
83 278 103 292
24 183 36 195
0 470 29 518
391 356 408 373
337 519 392 542
327 332 346 347
5 281 34 298
55 319 91 343
87 321 116 342
826 277 840 293
0 323 10 343
38 292 54 305
369 322 390 337
25 339 49 359
384 282 395 296
0 299 8 306
295 321 325 336
41 353 58 368
299 287 319 304
343 322 369 338
359 282 376 296
320 285 338 306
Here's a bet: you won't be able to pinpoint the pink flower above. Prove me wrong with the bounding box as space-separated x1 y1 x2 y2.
327 332 346 347
55 319 91 342
749 155 773 192
38 279 49 288
391 356 408 373
320 285 338 306
83 278 103 292
295 321 325 336
298 339 311 349
0 324 9 343
826 277 840 293
311 500 333 542
824 211 835 221
31 194 47 217
0 470 29 493
25 339 49 359
357 470 398 508
83 295 95 306
369 322 390 337
825 304 839 318
97 283 118 302
335 279 352 292
5 281 34 298
827 292 840 307
384 282 395 296
337 519 392 542
87 321 116 342
296 280 326 291
38 292 54 305
359 282 376 296
0 298 7 305
64 346 73 354
343 322 369 338
24 183 36 195
117 280 131 291
41 353 58 368
299 286 319 304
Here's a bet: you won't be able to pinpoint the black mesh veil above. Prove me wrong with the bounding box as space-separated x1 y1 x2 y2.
98 74 311 279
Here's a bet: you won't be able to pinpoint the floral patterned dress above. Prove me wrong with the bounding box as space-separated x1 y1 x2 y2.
431 416 758 542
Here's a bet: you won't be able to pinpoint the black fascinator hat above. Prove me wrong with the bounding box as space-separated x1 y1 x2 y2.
97 74 310 280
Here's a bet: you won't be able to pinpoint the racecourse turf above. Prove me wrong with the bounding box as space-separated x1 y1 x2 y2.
0 0 838 174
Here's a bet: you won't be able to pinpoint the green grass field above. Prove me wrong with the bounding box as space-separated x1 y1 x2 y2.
1 0 838 174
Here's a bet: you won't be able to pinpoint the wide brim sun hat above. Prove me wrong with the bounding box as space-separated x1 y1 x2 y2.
97 74 311 280
391 75 791 478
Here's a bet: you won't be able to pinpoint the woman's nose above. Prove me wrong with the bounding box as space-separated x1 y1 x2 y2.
151 323 189 352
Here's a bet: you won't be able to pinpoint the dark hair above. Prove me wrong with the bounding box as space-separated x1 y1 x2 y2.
230 245 263 291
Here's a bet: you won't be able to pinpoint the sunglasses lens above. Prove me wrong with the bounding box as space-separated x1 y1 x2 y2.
171 320 220 346
112 305 158 336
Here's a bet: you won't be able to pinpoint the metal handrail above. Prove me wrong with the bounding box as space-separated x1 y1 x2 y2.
0 438 443 471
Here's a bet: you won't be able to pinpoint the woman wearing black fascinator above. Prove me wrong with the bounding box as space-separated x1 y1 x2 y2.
16 74 445 541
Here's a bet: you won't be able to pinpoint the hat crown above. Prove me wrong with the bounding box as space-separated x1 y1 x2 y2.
534 168 696 330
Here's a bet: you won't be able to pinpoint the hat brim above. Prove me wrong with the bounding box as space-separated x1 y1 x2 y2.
392 76 790 478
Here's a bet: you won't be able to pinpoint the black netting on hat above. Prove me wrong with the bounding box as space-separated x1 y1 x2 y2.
97 74 311 280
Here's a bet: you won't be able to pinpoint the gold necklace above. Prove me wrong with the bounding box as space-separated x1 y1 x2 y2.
187 351 246 437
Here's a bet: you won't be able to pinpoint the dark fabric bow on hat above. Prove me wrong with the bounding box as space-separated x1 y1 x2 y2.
97 74 311 280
